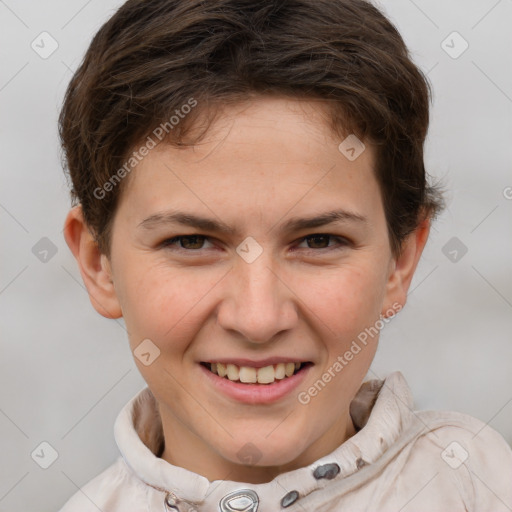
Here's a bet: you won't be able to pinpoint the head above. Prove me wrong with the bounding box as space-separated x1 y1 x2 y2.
60 0 443 482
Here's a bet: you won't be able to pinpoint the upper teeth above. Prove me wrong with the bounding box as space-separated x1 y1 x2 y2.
209 362 302 384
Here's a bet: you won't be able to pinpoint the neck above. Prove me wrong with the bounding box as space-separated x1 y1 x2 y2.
158 408 356 484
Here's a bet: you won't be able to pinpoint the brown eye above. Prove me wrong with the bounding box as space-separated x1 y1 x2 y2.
305 235 331 249
296 234 348 250
179 235 206 249
161 235 213 250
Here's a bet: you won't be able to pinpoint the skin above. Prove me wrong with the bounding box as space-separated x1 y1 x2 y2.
64 96 429 484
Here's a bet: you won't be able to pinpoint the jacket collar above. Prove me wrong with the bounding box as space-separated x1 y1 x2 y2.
114 371 414 509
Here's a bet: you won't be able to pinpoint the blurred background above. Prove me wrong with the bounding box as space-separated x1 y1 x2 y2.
1 0 511 510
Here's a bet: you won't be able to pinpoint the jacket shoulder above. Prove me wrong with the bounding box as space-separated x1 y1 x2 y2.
58 457 146 511
403 409 512 510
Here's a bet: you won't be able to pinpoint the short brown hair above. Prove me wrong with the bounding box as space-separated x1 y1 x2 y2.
59 0 443 258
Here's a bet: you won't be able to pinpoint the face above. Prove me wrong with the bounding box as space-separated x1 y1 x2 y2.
67 96 426 483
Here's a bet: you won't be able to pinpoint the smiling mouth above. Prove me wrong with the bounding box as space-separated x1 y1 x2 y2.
200 362 312 384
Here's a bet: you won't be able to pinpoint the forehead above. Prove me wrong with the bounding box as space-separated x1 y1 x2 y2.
115 97 382 229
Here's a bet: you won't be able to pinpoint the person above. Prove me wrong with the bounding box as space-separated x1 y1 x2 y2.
57 0 512 510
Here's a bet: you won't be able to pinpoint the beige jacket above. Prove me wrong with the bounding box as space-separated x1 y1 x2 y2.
59 372 512 511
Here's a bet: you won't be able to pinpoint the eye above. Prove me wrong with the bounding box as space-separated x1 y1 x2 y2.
160 235 215 250
159 233 350 254
295 234 350 251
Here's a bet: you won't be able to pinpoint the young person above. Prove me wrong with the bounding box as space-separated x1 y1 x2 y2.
58 0 512 510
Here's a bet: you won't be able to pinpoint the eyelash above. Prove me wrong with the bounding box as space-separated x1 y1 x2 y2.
159 234 350 253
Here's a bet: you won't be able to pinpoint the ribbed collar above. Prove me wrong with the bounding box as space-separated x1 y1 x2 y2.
114 371 414 509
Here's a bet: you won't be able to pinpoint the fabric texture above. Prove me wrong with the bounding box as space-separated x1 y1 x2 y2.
59 371 512 511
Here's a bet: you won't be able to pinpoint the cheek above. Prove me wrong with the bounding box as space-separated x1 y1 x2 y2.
116 260 217 352
295 263 387 338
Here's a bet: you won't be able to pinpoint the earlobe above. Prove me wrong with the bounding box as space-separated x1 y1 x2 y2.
382 218 431 315
63 205 122 319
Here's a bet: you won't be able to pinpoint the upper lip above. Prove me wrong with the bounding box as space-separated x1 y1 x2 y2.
201 357 311 368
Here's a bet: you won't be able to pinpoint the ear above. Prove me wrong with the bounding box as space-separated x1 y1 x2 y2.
63 205 122 319
382 217 430 316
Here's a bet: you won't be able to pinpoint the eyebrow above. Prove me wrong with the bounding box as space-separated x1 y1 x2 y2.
137 208 367 236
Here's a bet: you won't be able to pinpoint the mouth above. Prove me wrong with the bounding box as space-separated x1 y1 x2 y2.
200 361 313 385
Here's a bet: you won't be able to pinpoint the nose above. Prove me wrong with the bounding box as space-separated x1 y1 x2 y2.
216 253 298 344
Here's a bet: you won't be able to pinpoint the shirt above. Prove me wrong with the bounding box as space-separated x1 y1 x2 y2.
58 371 512 511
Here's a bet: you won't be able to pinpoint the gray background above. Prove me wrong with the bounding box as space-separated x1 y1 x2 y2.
1 0 511 510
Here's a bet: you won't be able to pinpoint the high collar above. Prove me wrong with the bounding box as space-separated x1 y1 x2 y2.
114 371 414 509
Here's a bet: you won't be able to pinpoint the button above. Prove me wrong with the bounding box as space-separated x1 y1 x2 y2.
164 492 180 511
313 462 340 480
356 457 368 469
281 490 299 508
219 489 259 512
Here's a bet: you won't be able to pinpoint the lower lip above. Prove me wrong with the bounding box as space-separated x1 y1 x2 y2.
199 364 312 404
